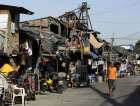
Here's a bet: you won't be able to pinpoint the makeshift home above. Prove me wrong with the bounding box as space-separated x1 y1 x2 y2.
0 4 33 55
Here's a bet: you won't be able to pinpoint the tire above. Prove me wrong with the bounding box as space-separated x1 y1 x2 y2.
56 86 63 93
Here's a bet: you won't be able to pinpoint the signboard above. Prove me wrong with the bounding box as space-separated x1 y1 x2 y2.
0 14 8 29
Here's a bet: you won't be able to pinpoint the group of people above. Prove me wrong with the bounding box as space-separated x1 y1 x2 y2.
87 58 106 83
114 60 135 77
86 58 136 97
0 50 135 96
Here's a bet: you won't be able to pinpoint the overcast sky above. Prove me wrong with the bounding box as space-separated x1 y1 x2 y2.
0 0 140 45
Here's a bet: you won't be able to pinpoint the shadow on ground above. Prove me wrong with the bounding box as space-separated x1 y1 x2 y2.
91 85 140 106
122 85 140 106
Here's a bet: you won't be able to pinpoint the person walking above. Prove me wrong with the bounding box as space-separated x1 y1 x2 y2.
107 62 117 96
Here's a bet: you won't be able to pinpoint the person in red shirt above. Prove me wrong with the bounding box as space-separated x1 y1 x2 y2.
107 62 117 96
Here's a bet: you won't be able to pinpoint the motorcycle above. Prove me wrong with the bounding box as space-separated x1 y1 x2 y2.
52 79 64 93
42 77 64 94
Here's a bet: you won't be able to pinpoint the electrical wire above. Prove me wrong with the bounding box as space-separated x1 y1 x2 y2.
95 21 140 25
100 32 140 41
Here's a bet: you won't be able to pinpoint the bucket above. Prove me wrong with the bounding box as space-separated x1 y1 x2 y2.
98 76 103 83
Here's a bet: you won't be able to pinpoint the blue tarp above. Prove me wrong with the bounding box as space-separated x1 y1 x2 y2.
90 52 99 59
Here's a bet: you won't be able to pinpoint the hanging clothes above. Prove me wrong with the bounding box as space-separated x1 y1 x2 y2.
25 40 32 56
82 34 90 53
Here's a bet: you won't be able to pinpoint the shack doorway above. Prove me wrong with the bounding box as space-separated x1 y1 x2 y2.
69 51 81 62
50 24 58 34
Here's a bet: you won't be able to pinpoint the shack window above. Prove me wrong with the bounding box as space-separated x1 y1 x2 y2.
50 24 58 34
11 13 19 33
0 14 8 31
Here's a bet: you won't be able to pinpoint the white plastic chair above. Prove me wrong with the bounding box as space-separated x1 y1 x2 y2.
11 85 26 106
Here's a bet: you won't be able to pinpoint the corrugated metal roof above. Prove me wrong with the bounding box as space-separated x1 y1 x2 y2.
0 4 34 15
20 27 41 40
20 27 65 53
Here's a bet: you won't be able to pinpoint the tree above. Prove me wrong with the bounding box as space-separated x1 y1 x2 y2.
135 40 140 54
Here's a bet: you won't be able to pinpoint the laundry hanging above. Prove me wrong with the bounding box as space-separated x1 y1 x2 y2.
83 35 90 53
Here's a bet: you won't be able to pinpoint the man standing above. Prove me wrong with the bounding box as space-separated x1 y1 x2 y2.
107 62 117 96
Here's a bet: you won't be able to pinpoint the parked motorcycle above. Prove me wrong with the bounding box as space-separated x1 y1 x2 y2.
42 77 64 94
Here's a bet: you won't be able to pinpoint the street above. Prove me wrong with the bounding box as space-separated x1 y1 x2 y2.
0 1 140 106
16 76 140 106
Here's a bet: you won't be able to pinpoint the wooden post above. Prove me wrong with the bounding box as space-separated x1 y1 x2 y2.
58 23 61 36
109 33 114 62
0 10 9 53
57 58 59 73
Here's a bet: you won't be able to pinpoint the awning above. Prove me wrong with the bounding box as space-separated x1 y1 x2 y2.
41 32 65 53
89 33 104 49
20 26 65 53
20 27 41 40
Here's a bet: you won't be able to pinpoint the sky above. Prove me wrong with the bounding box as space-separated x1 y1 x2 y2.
0 0 140 45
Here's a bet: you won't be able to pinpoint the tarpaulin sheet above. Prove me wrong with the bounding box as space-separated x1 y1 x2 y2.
90 52 99 59
89 33 104 49
40 32 65 53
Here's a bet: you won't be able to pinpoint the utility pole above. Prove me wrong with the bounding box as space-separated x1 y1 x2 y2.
106 33 115 82
109 33 115 61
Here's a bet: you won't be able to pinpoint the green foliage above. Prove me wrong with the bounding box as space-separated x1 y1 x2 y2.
135 40 140 54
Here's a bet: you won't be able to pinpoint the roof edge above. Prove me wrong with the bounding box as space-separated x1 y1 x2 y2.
0 4 34 15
